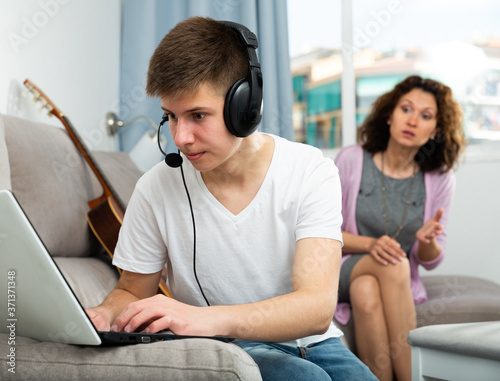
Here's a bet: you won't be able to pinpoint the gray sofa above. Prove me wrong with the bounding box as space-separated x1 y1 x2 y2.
0 113 262 380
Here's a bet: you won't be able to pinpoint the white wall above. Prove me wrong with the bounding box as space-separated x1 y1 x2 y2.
0 0 121 151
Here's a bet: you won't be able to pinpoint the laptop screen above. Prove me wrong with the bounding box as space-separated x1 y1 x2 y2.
0 189 102 345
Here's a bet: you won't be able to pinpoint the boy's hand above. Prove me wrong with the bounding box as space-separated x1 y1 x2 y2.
86 307 111 331
110 294 220 337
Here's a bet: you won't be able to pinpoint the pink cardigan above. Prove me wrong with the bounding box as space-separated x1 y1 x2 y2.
334 145 456 325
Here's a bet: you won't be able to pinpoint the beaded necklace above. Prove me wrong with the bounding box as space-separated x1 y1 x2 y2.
380 152 416 239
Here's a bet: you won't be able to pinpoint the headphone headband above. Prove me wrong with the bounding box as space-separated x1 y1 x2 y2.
221 21 260 69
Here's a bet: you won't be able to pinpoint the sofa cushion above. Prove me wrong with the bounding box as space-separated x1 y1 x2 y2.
3 114 100 257
1 113 143 258
417 275 500 327
92 151 142 207
53 257 119 308
0 334 262 380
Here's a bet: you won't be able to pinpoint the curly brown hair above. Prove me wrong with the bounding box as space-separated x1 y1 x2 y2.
358 75 466 173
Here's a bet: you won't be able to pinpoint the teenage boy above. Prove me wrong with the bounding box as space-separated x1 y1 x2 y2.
88 16 376 380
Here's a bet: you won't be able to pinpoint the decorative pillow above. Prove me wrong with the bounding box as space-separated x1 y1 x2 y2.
2 114 144 258
4 114 96 257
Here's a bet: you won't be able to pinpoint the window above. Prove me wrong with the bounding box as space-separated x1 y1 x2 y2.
288 0 500 148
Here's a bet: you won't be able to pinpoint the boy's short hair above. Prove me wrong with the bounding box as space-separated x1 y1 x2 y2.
146 17 249 100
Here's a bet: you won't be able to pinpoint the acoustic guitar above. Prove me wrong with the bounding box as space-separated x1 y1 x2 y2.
24 79 171 297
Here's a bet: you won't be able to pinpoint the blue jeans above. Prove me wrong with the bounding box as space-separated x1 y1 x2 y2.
234 337 376 381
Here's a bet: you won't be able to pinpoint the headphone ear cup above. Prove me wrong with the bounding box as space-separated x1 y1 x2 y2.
224 79 262 137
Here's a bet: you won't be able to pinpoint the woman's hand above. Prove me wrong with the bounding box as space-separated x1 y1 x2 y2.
416 208 444 244
368 235 406 266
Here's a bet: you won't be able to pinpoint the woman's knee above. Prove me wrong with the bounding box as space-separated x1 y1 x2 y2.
380 257 411 286
350 275 382 314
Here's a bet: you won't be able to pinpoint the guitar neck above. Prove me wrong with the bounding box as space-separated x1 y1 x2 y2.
60 114 126 212
23 79 126 212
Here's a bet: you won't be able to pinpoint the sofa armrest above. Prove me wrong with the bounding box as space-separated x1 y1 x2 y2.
0 334 262 380
408 321 500 361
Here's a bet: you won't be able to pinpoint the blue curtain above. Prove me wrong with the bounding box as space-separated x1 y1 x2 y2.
118 0 294 154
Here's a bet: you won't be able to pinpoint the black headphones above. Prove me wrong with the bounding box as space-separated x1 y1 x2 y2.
222 21 263 138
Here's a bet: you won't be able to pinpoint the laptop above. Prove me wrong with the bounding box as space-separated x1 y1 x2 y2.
0 189 233 345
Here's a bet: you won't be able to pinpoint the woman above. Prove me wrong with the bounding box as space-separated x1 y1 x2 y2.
335 75 466 381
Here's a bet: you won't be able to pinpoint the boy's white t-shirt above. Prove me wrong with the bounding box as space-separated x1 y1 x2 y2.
113 134 344 346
